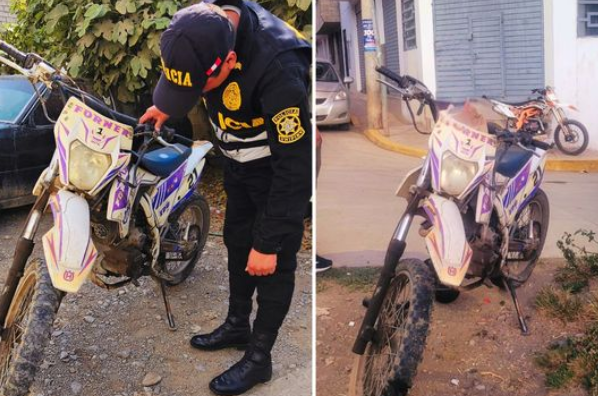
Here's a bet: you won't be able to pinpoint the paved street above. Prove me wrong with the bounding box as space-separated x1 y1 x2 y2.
317 127 598 267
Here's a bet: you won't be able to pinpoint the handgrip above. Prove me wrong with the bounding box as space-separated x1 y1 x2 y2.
0 40 27 65
375 66 408 88
531 139 553 151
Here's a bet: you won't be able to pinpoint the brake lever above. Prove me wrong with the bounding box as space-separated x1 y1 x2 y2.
517 142 541 157
416 101 426 116
155 136 185 154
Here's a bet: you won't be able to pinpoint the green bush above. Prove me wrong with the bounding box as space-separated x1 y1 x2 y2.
3 0 311 103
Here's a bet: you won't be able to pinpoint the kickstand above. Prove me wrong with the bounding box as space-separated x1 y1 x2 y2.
502 278 529 335
159 280 177 331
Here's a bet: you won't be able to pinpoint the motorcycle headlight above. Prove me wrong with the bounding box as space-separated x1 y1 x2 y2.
334 90 347 101
68 140 112 191
439 152 478 196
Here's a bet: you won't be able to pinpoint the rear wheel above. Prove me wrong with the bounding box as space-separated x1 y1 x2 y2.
159 193 210 286
497 189 549 288
0 259 61 396
554 119 589 156
349 259 434 396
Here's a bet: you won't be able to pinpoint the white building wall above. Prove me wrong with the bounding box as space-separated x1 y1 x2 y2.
550 0 598 151
0 0 14 23
340 1 362 92
316 35 332 61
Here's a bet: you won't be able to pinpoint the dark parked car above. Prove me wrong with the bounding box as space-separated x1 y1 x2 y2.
0 75 62 209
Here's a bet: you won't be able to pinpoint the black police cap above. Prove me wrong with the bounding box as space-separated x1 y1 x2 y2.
153 2 235 118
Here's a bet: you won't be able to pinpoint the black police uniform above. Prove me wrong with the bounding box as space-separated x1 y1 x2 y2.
203 0 311 339
200 2 311 392
153 1 310 391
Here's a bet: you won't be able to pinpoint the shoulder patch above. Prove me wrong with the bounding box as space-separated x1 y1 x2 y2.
223 82 242 111
272 107 305 144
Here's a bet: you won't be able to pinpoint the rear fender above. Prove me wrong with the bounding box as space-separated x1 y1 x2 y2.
42 190 97 293
423 194 472 287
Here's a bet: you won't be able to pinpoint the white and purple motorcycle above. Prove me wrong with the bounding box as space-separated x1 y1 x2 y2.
0 41 212 395
350 67 553 396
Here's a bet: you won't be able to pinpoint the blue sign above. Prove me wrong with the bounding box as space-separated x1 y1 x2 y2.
362 19 376 52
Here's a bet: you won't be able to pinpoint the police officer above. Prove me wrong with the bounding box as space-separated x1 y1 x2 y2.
140 1 311 394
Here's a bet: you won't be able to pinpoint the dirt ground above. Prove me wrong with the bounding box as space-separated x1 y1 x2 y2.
316 260 586 396
0 172 312 396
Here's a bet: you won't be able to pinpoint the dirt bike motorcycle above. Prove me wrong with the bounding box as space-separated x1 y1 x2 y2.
0 41 212 395
349 67 553 396
486 86 589 156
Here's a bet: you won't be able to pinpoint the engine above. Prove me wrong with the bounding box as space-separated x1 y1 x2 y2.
462 204 501 278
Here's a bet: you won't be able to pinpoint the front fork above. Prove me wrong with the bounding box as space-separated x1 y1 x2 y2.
352 194 419 355
0 188 51 331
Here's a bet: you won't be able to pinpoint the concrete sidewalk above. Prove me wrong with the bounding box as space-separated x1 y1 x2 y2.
350 91 598 172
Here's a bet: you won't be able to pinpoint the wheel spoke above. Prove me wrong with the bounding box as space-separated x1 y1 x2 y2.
362 273 413 396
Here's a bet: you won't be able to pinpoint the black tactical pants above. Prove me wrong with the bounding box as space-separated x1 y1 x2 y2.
222 159 303 336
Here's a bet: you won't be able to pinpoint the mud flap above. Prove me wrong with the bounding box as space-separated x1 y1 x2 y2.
42 190 97 293
423 194 472 287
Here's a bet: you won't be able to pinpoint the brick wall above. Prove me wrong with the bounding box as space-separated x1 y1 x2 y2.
0 0 15 24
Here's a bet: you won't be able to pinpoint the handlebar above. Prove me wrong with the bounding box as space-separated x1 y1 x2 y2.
375 66 410 89
0 40 27 65
494 129 554 151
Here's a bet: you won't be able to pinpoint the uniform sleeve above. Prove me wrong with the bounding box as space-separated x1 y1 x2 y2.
251 50 312 254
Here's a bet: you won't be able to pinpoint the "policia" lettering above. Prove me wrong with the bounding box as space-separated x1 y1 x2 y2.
161 58 192 88
218 112 264 130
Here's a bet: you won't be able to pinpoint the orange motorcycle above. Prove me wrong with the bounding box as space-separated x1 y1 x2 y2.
487 86 589 156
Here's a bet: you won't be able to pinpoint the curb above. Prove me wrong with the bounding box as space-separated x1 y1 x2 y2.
364 128 598 173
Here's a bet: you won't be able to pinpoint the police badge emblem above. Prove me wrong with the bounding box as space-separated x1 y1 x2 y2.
223 82 242 111
272 107 305 144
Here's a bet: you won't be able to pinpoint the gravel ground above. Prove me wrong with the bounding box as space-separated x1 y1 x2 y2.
0 175 312 396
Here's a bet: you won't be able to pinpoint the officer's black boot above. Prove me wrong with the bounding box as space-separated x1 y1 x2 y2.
190 297 252 351
209 331 276 396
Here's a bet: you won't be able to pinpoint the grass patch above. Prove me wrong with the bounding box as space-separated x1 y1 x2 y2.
535 286 583 322
535 230 598 395
317 267 381 292
554 230 598 294
535 325 598 394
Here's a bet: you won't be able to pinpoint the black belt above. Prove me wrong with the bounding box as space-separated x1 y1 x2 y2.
218 138 269 151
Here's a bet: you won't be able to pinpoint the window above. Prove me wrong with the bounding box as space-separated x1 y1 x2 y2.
402 0 417 50
579 0 598 37
316 62 340 83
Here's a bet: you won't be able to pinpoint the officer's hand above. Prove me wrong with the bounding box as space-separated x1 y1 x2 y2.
139 105 170 131
246 249 277 276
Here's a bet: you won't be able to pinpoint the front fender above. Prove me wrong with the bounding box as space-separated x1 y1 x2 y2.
42 190 97 293
423 194 472 287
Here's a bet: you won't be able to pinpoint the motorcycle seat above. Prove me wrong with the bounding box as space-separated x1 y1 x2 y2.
495 144 533 178
140 144 192 177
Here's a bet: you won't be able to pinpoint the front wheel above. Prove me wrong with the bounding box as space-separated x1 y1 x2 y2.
349 259 434 396
159 193 210 286
0 259 61 396
554 119 589 156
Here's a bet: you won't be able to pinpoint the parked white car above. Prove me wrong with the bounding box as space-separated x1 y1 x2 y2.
315 60 353 129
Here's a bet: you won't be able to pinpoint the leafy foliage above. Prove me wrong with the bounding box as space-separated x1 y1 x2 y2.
535 230 598 395
3 0 311 104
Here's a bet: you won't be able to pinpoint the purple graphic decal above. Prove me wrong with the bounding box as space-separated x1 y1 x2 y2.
112 180 129 211
81 119 90 142
152 163 185 209
429 199 445 257
503 162 531 207
101 135 118 149
430 151 440 190
79 239 97 275
59 121 71 137
481 188 492 214
56 134 68 181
